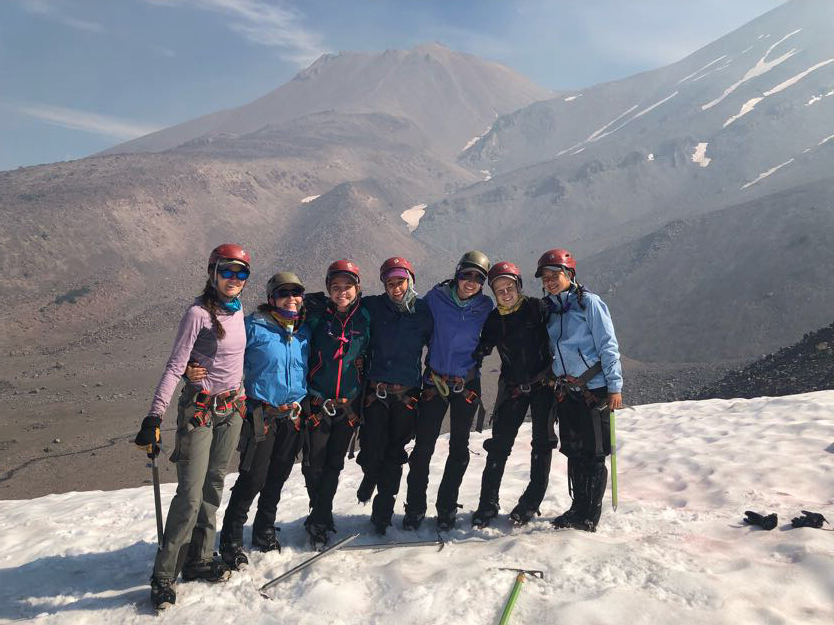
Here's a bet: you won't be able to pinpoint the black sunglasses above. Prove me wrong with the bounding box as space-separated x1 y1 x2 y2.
274 287 304 298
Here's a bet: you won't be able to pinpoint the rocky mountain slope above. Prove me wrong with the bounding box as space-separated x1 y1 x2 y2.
696 321 834 399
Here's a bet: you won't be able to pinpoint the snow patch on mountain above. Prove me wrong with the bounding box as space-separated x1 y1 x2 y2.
401 203 427 232
678 56 727 84
479 170 492 181
563 94 582 102
460 124 494 154
691 143 712 167
723 58 834 127
703 28 802 110
647 153 655 161
301 195 321 203
741 158 795 189
819 133 834 146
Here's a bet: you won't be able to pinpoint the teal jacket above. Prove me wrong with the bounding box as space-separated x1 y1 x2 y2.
305 292 371 401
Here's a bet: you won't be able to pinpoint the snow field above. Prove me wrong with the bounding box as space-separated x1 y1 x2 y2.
0 391 832 624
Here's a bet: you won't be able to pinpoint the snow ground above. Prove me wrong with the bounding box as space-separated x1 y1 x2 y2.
1 392 832 624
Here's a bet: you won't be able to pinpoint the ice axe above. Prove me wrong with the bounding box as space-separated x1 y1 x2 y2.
148 446 164 547
496 568 544 625
610 408 618 511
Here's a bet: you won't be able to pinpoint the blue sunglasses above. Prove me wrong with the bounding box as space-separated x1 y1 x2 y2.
218 267 250 280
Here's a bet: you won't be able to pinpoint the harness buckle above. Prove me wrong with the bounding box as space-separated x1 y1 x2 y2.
464 389 478 404
375 382 388 399
518 383 532 394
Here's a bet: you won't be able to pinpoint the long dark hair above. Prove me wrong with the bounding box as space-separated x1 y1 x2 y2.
199 279 227 340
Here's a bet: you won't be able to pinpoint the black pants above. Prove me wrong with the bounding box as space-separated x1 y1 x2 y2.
221 416 301 543
556 388 610 523
478 384 555 512
357 390 418 524
302 401 359 527
405 378 481 514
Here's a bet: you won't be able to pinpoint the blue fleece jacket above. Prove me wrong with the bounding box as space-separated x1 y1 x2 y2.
363 294 433 388
243 311 310 406
545 287 623 393
423 282 494 378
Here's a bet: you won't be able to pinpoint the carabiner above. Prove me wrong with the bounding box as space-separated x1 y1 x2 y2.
323 399 337 417
375 382 388 399
452 380 465 394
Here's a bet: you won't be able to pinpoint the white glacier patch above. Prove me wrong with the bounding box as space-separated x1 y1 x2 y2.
300 195 320 203
741 158 794 190
691 143 712 167
401 203 427 232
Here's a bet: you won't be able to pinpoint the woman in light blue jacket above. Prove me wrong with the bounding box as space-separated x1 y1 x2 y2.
191 271 310 569
536 249 623 533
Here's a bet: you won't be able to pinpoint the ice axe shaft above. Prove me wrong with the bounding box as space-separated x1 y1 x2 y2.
496 568 544 625
149 448 164 547
610 409 618 511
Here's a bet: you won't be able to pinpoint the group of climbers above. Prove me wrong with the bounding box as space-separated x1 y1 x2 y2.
134 243 623 610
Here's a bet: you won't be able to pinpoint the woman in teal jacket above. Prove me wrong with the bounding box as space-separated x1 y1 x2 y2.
302 259 370 548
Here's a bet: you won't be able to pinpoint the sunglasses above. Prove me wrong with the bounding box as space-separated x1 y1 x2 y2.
217 267 250 280
274 287 304 298
458 271 485 285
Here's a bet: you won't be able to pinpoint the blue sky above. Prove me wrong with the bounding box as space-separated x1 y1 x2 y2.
0 0 784 171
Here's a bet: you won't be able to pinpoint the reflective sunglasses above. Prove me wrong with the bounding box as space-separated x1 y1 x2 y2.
217 267 250 280
274 287 304 298
458 271 486 285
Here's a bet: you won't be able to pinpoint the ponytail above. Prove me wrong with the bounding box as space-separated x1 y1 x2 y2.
199 279 227 340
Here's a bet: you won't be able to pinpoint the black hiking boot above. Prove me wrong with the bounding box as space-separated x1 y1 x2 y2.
357 476 376 505
305 522 332 551
471 503 499 529
150 576 176 611
252 526 282 553
435 505 460 532
181 556 231 583
402 507 425 531
219 540 249 571
371 515 390 537
509 502 541 527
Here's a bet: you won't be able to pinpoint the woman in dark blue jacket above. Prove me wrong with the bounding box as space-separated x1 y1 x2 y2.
358 257 433 535
403 251 494 531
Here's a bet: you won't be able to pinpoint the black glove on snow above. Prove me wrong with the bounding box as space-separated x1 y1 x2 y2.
742 510 778 530
791 510 829 529
135 416 162 456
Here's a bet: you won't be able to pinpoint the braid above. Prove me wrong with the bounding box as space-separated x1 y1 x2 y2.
571 270 588 310
199 279 227 340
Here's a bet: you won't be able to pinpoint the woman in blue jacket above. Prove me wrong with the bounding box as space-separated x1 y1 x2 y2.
403 251 494 531
537 249 623 532
358 257 433 535
190 271 310 568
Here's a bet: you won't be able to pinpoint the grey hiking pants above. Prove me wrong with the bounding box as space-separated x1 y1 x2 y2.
152 387 243 580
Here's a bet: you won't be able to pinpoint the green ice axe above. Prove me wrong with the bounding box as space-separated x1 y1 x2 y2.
496 568 544 625
610 410 618 511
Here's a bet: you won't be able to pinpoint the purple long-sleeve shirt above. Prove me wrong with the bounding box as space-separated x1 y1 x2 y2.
147 299 246 419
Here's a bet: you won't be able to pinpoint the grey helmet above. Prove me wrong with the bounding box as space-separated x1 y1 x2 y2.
266 271 304 299
455 250 490 278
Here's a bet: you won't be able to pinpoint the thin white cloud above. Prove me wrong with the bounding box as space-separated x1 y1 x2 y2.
18 104 163 140
20 0 105 33
146 0 327 66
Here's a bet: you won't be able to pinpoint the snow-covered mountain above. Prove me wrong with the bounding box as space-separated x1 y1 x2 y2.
101 42 552 159
1 392 832 623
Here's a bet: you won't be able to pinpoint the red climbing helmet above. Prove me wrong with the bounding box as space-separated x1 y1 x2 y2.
326 259 360 285
379 257 416 283
488 261 523 290
534 248 575 277
208 243 251 268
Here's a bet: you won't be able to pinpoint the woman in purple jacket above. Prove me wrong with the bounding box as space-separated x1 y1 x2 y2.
403 251 494 531
134 243 250 611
